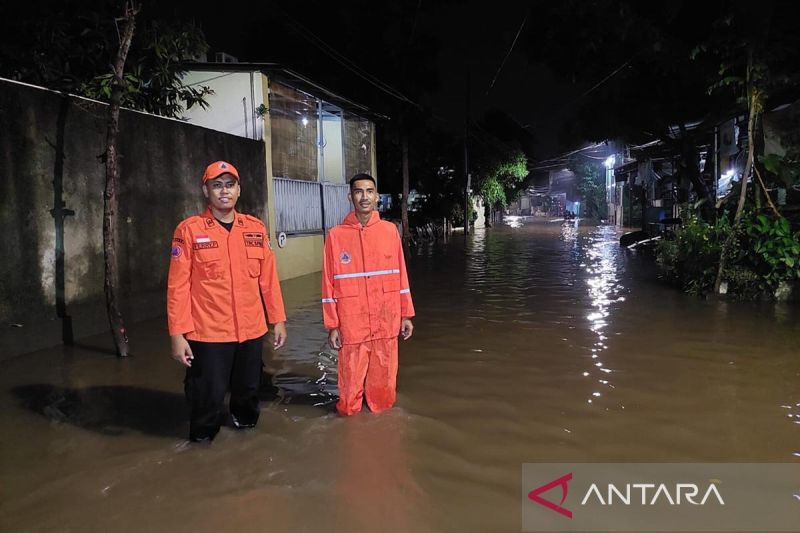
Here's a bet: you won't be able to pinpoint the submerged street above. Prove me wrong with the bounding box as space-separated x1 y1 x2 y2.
1 218 799 532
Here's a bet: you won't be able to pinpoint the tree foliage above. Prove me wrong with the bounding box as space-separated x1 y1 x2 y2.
657 212 800 299
478 151 529 209
571 161 607 220
0 0 212 118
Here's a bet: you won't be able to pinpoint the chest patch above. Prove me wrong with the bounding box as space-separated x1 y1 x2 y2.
339 251 352 265
192 241 219 250
243 232 264 247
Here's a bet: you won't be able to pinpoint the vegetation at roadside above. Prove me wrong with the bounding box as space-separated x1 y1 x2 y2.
656 212 800 299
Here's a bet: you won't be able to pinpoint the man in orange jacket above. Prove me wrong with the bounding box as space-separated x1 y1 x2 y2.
168 160 287 442
322 173 415 416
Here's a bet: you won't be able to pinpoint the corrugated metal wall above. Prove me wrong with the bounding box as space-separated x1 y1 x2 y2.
323 183 351 229
274 179 353 233
274 178 322 233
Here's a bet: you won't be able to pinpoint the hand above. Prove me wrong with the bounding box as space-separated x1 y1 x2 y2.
400 318 414 340
328 328 342 350
170 334 194 367
272 322 287 349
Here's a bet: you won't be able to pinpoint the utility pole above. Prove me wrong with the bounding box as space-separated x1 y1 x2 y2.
401 127 410 246
464 69 471 235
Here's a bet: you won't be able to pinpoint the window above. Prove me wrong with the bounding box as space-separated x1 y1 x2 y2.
343 112 373 181
269 81 318 181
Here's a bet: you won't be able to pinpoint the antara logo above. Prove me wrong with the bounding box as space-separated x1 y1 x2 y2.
528 473 726 519
580 483 725 506
528 473 573 518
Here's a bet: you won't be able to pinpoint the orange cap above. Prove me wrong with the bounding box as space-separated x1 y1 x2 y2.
202 161 240 183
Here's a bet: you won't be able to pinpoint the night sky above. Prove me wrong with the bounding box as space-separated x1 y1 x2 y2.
171 0 582 160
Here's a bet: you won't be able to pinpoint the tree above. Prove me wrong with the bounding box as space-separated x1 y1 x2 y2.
103 1 140 357
0 0 212 118
465 109 534 224
473 149 529 224
694 4 800 293
572 161 607 220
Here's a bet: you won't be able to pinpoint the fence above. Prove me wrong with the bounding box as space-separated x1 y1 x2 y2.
323 183 351 230
274 178 352 234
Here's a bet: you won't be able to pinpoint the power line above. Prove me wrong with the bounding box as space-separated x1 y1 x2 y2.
486 8 529 96
575 58 632 101
270 2 421 109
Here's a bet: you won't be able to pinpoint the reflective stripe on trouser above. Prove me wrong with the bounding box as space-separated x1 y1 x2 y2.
337 337 398 416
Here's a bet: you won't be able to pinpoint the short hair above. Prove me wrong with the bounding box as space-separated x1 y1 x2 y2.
349 173 376 190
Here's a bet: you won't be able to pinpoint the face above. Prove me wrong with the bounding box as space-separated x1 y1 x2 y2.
203 174 240 210
349 178 377 216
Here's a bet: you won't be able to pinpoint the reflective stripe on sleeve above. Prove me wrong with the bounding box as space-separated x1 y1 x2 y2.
333 269 400 280
399 289 410 294
321 298 337 303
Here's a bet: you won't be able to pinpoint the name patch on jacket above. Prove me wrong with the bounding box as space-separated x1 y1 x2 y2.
192 236 219 250
243 232 264 247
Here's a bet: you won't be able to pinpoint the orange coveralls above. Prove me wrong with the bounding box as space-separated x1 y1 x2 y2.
167 207 286 341
322 211 415 415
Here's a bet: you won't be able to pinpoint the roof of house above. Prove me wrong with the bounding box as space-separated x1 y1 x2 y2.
184 62 387 120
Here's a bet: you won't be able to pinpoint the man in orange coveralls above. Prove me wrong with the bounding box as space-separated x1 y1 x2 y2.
167 160 287 442
322 173 415 416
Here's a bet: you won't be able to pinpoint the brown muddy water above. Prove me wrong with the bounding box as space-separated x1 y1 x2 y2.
1 218 799 532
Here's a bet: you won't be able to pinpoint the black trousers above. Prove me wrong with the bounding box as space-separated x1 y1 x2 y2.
185 336 264 441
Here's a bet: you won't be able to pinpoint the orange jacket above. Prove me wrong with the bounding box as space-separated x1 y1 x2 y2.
167 207 286 342
322 211 415 345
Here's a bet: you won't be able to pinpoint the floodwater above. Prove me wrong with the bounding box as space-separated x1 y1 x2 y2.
1 217 799 532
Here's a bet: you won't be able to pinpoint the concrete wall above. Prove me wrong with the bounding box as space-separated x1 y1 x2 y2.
273 234 325 281
0 78 267 359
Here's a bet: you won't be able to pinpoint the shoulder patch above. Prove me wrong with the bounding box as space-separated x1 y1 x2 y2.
175 215 203 232
244 214 265 226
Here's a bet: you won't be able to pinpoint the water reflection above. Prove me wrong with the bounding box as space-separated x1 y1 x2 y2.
581 225 625 405
503 215 524 228
3 216 800 531
332 412 429 531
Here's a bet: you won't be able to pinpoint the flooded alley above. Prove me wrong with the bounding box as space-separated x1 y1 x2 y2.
1 218 799 532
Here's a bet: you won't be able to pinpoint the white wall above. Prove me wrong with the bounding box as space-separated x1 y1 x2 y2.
181 71 264 140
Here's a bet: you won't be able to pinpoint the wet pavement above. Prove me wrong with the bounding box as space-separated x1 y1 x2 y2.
1 217 799 532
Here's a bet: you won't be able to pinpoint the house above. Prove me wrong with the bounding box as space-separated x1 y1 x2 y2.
181 61 381 280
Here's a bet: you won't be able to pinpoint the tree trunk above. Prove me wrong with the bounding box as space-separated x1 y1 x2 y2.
733 49 758 225
714 48 757 294
401 130 410 246
103 2 138 357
